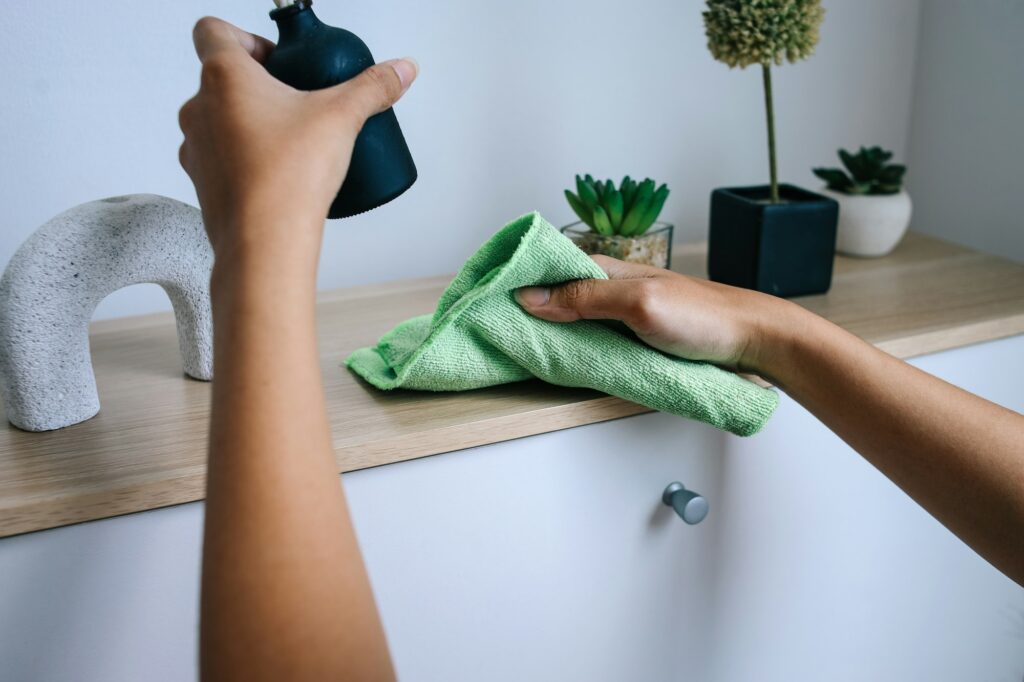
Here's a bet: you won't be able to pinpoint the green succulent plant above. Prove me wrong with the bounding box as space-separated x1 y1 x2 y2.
703 0 825 204
565 175 670 237
813 147 906 195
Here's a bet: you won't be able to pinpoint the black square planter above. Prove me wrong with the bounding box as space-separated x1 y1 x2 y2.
708 184 839 297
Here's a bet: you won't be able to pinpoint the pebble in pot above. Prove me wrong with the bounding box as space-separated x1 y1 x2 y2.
813 146 912 258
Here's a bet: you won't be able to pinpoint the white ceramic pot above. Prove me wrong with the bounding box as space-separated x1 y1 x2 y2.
821 188 913 257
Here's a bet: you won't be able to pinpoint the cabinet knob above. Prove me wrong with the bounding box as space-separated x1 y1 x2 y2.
662 482 709 525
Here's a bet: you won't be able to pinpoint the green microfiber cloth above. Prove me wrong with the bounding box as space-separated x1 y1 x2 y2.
346 212 778 436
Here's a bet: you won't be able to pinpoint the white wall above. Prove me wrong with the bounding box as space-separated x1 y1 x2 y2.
906 1 1024 263
0 0 921 320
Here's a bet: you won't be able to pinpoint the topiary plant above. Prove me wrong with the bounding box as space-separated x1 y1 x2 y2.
703 0 825 204
564 175 670 237
812 146 906 195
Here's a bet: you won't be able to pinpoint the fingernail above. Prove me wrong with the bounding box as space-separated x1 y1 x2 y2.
386 57 419 93
515 286 550 307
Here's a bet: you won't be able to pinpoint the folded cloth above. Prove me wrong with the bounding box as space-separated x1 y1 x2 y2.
346 212 778 436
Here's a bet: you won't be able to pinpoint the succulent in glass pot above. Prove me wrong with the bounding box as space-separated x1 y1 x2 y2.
562 175 673 268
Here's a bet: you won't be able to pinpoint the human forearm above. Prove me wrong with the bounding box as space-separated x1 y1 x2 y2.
759 307 1024 584
179 18 415 679
202 246 394 681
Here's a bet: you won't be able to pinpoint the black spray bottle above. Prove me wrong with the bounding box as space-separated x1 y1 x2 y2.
264 0 417 219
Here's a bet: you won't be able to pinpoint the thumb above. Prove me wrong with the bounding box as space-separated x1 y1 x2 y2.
515 278 647 324
330 58 418 124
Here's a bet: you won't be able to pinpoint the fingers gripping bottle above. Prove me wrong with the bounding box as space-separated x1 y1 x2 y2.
264 0 417 219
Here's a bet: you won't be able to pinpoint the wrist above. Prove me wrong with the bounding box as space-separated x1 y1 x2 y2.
207 212 323 289
740 297 819 383
211 250 318 303
209 241 322 322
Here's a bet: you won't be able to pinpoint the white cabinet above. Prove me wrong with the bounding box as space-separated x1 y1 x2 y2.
1 335 1022 681
347 410 724 682
707 336 1024 681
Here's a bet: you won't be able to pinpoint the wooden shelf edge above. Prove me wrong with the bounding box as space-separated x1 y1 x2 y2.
0 396 651 538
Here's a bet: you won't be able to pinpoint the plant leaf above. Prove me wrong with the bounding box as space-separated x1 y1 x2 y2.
618 176 634 210
839 146 900 185
605 189 624 229
577 176 599 209
565 189 594 229
868 146 893 164
592 204 614 235
812 167 854 192
632 184 670 236
621 181 654 235
637 179 655 201
621 178 638 212
839 148 870 182
870 163 905 194
878 164 906 185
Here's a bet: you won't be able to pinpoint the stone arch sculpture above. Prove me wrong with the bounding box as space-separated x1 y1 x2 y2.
0 194 214 432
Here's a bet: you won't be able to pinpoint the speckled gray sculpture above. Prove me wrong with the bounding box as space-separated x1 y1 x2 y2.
0 194 214 432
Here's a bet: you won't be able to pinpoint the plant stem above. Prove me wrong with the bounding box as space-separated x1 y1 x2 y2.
762 64 779 204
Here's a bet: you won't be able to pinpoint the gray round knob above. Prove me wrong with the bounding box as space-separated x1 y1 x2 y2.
662 482 709 525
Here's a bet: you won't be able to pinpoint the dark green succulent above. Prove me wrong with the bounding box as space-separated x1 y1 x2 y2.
813 146 906 195
565 175 670 237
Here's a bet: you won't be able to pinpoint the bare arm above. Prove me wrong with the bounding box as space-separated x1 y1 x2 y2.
178 17 417 681
516 256 1024 585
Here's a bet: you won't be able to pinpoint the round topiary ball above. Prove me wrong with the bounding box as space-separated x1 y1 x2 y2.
703 0 824 69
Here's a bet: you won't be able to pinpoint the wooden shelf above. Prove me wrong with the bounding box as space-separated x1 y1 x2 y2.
2 232 1023 537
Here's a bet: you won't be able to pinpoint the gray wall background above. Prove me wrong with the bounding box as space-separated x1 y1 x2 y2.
906 0 1024 263
2 1 1017 321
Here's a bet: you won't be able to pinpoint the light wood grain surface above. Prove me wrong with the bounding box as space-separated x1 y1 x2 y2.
1 232 1023 537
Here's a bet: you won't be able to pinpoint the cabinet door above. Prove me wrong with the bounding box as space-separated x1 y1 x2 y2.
345 412 725 682
0 411 724 682
706 334 1024 681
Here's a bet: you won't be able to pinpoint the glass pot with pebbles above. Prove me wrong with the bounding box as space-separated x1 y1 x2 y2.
562 175 673 269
